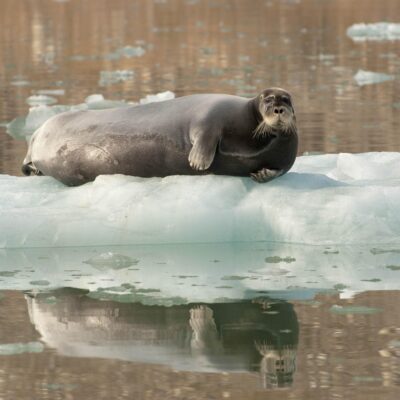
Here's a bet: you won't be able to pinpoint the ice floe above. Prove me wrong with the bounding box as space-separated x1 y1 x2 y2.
0 152 399 248
347 22 400 41
354 69 395 86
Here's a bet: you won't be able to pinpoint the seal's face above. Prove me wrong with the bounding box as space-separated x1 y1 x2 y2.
254 88 296 138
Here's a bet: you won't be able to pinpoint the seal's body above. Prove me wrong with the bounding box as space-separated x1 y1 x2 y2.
22 89 298 186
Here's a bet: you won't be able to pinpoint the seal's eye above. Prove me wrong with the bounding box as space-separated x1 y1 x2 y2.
281 96 290 103
265 95 275 102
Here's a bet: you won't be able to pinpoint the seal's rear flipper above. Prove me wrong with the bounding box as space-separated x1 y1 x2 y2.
22 162 43 176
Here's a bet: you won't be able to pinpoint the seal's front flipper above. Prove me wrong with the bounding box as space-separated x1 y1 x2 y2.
188 131 218 171
250 168 284 183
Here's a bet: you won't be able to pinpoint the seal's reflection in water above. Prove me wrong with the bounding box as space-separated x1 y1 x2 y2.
25 289 299 389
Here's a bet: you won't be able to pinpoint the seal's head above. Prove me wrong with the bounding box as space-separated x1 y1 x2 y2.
254 88 296 138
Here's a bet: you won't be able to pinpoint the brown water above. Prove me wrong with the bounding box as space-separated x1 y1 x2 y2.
0 289 399 399
0 0 400 398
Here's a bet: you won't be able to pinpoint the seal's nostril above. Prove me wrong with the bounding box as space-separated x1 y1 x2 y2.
274 108 279 114
279 108 284 114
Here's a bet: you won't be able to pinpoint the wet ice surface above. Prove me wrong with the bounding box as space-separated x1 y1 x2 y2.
1 242 400 303
1 152 399 248
347 22 400 41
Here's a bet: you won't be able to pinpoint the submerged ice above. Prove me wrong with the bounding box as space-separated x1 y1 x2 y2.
0 152 400 248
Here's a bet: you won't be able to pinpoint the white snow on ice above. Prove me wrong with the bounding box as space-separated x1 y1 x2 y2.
347 22 400 41
0 152 399 248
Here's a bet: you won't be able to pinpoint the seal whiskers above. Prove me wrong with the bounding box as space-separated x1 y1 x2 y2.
253 120 275 139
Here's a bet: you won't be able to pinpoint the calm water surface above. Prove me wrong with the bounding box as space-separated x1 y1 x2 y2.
0 0 400 399
0 286 399 399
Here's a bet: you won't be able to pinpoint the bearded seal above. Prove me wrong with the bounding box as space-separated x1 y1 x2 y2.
22 88 298 186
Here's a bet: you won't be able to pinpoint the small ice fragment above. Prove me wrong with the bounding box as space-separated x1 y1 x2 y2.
30 280 50 286
347 22 400 41
11 79 30 87
119 46 146 58
85 94 130 110
25 105 59 132
83 252 139 269
265 256 296 264
6 116 27 139
0 342 44 355
330 305 382 315
37 89 65 96
354 69 394 86
318 54 335 61
99 70 135 86
104 46 146 60
26 95 58 106
85 94 105 104
139 90 175 104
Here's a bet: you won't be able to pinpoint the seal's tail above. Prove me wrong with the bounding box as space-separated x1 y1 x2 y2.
21 157 42 176
22 131 43 176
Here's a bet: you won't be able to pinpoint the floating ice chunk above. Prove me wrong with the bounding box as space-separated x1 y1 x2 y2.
329 305 382 315
347 22 400 41
119 46 146 58
36 89 65 96
139 90 175 104
354 69 395 86
99 70 135 86
0 153 400 248
10 79 30 87
84 94 130 109
104 46 146 60
83 252 139 269
26 95 58 106
85 94 105 103
0 342 44 355
24 105 60 132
